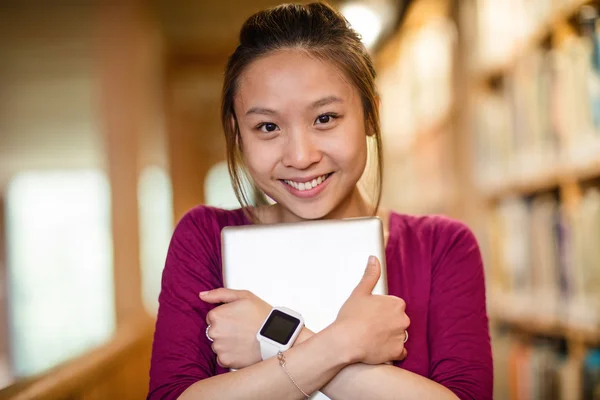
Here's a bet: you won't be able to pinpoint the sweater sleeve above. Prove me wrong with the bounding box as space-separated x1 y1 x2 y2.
427 218 493 400
147 207 225 400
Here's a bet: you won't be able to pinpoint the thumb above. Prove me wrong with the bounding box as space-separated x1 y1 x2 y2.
352 256 381 296
199 288 246 304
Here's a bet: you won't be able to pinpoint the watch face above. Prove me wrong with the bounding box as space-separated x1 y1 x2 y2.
260 309 301 345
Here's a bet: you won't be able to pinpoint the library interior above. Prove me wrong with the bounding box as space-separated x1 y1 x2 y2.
0 0 599 399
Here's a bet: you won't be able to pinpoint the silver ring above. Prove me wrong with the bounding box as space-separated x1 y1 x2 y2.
404 330 408 343
206 324 214 342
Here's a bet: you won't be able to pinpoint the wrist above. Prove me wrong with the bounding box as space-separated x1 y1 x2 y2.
294 327 315 346
324 321 363 365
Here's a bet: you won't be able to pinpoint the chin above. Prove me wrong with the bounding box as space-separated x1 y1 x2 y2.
285 200 337 221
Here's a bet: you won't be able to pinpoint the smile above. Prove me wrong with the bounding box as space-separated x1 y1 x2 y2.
283 173 332 191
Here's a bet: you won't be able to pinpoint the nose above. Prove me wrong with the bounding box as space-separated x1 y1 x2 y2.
281 130 321 169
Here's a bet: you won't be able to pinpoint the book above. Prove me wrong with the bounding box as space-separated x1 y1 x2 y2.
486 189 600 328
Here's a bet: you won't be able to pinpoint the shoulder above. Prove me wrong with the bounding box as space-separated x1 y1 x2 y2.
177 205 249 234
169 205 250 253
389 211 473 239
162 205 251 281
388 212 481 268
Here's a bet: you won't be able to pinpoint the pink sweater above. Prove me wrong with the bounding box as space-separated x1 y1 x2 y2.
148 205 493 399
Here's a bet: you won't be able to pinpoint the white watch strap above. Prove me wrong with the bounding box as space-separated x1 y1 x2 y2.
260 340 281 360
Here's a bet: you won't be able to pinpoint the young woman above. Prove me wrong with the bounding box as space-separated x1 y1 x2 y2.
148 3 493 400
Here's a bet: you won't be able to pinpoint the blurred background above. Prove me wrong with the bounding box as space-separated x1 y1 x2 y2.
0 0 599 399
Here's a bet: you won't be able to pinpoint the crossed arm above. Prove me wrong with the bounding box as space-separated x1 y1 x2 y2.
177 324 459 400
147 213 493 400
176 257 459 400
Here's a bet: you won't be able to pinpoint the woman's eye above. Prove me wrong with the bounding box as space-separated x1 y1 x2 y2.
315 114 337 125
258 123 279 133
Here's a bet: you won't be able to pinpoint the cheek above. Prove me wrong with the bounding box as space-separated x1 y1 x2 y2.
332 125 368 170
348 141 368 174
240 135 278 177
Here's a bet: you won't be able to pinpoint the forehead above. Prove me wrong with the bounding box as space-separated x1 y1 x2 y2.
235 49 357 109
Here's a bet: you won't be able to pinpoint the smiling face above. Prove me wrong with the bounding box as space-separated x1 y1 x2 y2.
233 49 370 222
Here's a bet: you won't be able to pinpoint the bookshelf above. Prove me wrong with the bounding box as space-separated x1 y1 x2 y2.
492 312 600 347
376 0 600 394
459 0 600 397
476 0 595 84
376 0 457 216
482 159 600 201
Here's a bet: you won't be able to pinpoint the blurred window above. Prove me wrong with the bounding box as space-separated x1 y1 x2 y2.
5 170 115 377
204 161 242 209
138 166 173 315
205 161 275 208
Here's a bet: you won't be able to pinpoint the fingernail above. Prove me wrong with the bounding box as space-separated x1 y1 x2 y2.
199 291 209 296
368 256 376 264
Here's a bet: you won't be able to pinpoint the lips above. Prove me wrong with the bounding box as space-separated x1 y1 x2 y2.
279 172 333 198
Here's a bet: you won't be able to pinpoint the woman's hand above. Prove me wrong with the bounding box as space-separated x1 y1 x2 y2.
334 256 410 365
200 289 272 369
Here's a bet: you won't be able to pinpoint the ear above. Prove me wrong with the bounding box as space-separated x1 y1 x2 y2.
231 115 237 137
366 117 376 137
366 123 375 137
366 96 380 137
231 115 242 149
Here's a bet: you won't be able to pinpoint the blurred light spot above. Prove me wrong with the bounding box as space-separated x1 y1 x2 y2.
341 2 383 49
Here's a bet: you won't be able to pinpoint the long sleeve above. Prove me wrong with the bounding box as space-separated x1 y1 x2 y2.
147 207 227 400
427 218 493 400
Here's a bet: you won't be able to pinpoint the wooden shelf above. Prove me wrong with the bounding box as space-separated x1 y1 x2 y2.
481 158 600 200
482 168 561 200
491 313 600 346
564 157 600 182
476 0 594 83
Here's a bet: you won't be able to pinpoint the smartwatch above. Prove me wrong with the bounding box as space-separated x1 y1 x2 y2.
256 306 305 360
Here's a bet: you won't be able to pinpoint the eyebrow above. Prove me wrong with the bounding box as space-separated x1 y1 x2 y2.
310 95 344 109
244 95 344 116
245 107 277 116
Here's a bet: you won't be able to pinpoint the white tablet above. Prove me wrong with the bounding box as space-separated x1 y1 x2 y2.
221 216 388 334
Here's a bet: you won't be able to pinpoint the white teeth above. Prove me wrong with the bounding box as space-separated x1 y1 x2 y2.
284 174 329 191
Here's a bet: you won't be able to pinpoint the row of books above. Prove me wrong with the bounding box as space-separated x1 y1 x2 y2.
474 14 600 189
485 188 600 329
493 334 600 400
472 0 584 71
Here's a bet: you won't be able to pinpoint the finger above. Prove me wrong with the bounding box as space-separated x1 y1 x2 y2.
206 299 250 327
200 288 247 304
352 256 381 296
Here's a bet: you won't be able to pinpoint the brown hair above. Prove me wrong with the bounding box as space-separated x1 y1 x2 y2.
221 2 383 222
